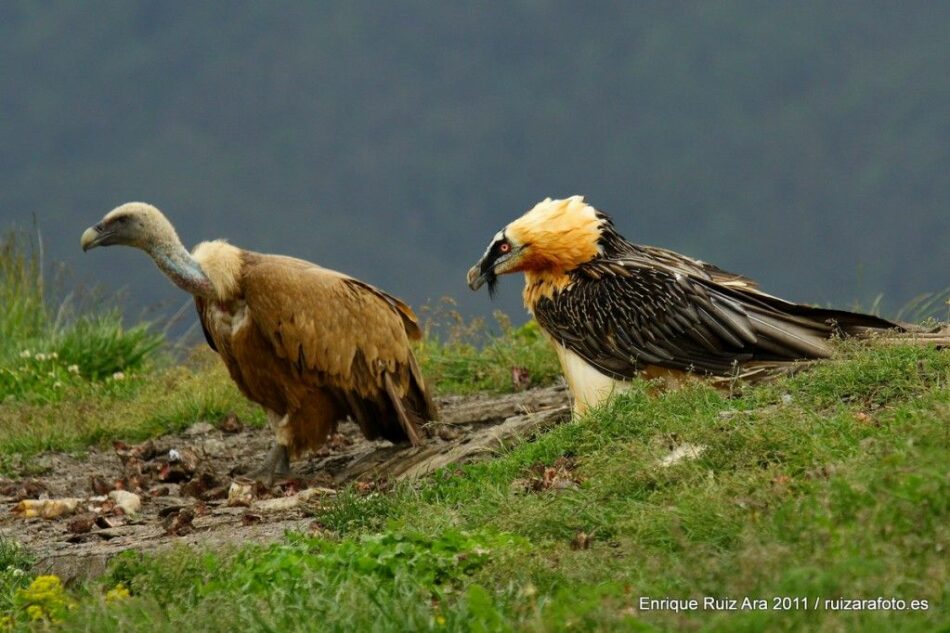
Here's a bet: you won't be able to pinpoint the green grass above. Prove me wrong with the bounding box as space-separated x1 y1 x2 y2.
0 540 33 623
0 230 163 405
4 342 943 632
415 299 561 394
1 231 948 631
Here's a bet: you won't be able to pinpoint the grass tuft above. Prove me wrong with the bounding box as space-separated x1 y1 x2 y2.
0 230 163 404
416 299 560 394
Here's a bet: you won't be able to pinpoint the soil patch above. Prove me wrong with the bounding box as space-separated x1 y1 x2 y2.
0 386 570 583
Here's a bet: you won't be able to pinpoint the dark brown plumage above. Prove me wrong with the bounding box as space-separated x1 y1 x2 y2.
468 196 946 412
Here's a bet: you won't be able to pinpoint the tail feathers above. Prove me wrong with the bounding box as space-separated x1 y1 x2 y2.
366 353 438 446
706 280 911 362
741 291 902 335
858 323 950 347
407 352 439 422
707 323 950 388
744 309 836 359
383 373 423 446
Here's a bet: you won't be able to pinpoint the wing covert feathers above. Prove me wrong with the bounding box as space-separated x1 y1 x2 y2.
194 249 436 456
532 255 906 380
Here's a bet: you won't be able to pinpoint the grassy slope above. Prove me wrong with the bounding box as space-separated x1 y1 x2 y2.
2 342 945 632
1 238 947 631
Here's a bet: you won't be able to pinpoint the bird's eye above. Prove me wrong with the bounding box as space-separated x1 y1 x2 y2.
499 242 511 253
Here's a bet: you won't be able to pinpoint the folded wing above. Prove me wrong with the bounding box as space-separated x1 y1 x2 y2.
532 256 899 379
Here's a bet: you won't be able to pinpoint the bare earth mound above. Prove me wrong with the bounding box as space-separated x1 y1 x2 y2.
0 386 569 582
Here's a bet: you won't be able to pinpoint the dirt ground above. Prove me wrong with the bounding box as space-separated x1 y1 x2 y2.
0 386 570 583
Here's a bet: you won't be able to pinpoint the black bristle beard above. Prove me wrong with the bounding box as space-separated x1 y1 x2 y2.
486 273 499 299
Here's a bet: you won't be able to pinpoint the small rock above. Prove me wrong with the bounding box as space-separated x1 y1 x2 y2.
219 413 243 434
227 480 256 507
67 513 97 534
108 490 142 515
658 443 706 468
184 422 215 437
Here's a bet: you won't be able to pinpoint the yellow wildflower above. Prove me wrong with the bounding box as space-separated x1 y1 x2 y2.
15 575 75 623
105 584 131 603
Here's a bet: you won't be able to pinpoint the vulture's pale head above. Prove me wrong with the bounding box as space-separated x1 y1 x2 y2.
82 201 218 299
467 195 606 295
81 202 181 254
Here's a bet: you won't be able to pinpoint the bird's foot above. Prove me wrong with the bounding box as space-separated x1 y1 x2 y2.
247 444 292 485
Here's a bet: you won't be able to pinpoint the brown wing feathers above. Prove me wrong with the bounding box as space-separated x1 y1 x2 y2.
197 251 435 452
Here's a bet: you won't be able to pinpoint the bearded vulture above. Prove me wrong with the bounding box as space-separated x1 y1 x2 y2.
468 196 945 414
82 202 437 481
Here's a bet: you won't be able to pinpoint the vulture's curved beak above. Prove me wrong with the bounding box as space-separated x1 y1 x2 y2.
466 264 487 291
467 256 499 296
80 223 111 251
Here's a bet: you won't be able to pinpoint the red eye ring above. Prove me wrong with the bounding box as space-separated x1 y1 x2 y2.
499 242 511 253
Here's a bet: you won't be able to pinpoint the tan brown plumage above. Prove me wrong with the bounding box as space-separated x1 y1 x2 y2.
82 202 437 480
468 196 948 413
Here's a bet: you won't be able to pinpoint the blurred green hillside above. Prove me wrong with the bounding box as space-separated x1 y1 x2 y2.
0 1 947 323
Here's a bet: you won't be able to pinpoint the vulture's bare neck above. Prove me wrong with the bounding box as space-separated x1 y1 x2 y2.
147 233 216 299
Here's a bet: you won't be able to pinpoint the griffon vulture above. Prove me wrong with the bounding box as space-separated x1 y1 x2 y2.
468 195 947 413
82 202 437 481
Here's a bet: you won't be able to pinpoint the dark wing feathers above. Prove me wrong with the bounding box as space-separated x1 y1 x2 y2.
534 257 899 379
195 296 217 352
